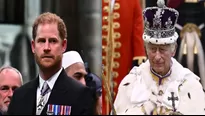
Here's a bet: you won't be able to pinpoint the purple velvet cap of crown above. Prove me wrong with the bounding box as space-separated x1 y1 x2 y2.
144 7 178 30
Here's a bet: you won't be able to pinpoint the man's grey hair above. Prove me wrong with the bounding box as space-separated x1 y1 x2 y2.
0 66 23 85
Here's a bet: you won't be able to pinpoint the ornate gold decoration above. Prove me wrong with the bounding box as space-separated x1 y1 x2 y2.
113 82 118 88
180 23 201 54
163 111 183 115
113 62 120 69
114 42 121 48
141 105 147 115
185 0 198 3
114 3 120 10
112 71 119 78
102 0 117 115
102 0 121 114
181 44 198 54
114 52 120 59
104 0 109 3
102 35 107 41
103 6 109 12
113 91 117 97
113 32 121 39
102 25 108 31
103 16 108 22
113 22 120 29
102 56 105 61
102 45 107 53
180 23 201 39
113 13 120 19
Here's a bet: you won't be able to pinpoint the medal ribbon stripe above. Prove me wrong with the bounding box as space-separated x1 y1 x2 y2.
47 104 54 115
54 105 58 115
60 105 65 115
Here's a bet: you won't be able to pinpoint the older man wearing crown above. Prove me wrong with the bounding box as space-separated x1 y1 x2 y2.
113 0 205 115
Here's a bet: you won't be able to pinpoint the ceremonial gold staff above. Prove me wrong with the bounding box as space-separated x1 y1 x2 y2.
102 65 116 115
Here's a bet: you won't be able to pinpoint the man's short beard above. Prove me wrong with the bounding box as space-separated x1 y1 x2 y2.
34 54 62 73
0 105 8 115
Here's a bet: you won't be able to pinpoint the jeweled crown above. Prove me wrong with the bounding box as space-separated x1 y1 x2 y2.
142 0 179 44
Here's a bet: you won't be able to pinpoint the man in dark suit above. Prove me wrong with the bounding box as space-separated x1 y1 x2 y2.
7 12 94 115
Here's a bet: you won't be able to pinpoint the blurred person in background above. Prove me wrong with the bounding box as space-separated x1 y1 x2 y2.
0 66 23 115
85 67 102 115
62 51 87 86
62 50 102 115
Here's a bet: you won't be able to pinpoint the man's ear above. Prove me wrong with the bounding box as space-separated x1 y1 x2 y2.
31 40 35 53
172 44 178 57
62 39 67 53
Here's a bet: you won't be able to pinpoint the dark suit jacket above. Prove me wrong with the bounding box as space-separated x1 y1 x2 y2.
7 69 94 115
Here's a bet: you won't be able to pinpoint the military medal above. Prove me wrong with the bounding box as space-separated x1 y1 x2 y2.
47 104 71 115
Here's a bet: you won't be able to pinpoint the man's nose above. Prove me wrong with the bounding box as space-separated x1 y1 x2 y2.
80 78 86 86
155 50 162 61
7 88 14 97
44 41 51 51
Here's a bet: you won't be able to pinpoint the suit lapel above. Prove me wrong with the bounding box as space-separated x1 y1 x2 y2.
23 77 39 114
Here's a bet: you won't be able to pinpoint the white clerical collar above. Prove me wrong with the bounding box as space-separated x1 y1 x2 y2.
39 67 63 90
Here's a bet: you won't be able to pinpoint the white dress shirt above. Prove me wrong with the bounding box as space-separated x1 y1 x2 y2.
36 67 63 114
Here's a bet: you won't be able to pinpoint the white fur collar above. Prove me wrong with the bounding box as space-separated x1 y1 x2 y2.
130 58 198 110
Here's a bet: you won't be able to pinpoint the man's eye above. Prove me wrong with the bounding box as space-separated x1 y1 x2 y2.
0 86 19 92
50 39 57 43
150 47 156 51
0 86 9 91
74 75 81 80
160 48 165 51
38 39 45 43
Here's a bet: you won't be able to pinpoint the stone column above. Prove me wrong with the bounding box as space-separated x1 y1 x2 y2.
77 0 102 77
